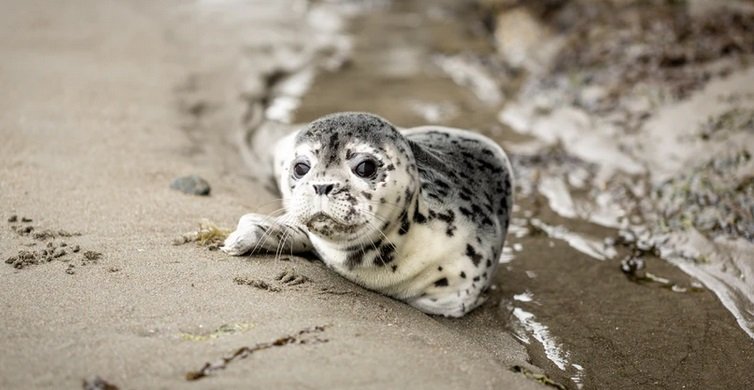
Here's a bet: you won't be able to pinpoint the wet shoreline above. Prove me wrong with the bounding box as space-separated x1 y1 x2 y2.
278 1 754 388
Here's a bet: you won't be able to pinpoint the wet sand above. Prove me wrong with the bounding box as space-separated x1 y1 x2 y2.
295 1 754 388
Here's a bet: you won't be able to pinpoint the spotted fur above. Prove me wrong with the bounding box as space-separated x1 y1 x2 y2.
222 112 513 317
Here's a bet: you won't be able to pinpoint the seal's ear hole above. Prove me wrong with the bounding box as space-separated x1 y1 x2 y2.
353 159 377 179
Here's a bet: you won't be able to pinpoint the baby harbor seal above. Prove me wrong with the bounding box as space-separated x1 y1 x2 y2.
223 112 513 317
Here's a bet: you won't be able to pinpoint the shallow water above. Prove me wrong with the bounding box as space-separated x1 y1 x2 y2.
281 1 754 388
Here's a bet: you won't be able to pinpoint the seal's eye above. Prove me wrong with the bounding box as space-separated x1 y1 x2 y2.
353 160 377 179
293 162 310 179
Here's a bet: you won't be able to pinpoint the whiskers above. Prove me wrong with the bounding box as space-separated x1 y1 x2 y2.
243 210 297 261
248 198 286 214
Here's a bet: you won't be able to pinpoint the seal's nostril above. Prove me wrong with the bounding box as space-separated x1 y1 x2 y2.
313 183 335 196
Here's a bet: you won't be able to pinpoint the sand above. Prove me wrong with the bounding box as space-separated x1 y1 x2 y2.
0 1 542 389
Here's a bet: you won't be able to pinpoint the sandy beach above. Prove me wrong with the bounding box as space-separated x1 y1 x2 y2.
3 1 754 389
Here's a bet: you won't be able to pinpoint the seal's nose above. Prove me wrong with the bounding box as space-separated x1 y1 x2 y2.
312 183 335 196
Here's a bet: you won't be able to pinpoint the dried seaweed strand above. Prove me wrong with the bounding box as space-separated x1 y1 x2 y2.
185 325 328 381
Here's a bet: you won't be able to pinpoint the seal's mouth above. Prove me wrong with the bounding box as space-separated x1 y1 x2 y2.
304 212 365 236
306 212 339 225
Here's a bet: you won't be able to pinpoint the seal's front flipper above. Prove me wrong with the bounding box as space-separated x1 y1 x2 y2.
221 213 311 256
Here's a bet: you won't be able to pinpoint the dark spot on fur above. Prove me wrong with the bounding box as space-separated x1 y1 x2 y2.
434 278 449 287
437 211 456 236
413 206 427 224
437 210 455 224
460 271 466 279
374 243 396 266
346 251 363 270
345 193 358 205
466 244 483 266
476 159 496 172
399 212 411 235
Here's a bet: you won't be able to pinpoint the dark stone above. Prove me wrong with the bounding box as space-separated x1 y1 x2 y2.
170 175 211 196
83 376 119 390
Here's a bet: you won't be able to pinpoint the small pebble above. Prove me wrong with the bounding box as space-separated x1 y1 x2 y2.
83 375 119 390
170 175 211 196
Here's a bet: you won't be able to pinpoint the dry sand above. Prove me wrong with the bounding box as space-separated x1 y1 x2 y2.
0 1 542 389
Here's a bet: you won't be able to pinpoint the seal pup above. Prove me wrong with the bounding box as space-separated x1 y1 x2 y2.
223 112 513 317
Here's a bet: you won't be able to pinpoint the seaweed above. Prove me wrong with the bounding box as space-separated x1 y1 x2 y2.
512 365 567 390
185 325 329 381
173 219 230 250
620 256 704 293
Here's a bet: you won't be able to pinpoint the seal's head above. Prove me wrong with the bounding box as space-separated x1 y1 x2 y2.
282 112 417 242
